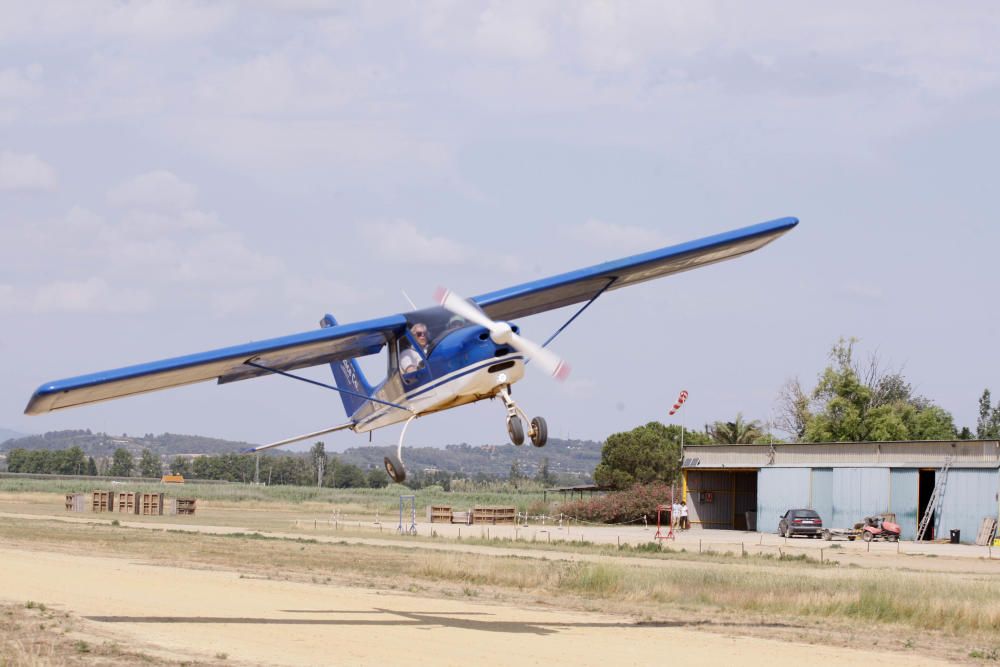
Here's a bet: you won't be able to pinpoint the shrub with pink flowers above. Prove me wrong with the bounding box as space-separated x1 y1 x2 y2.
556 482 679 524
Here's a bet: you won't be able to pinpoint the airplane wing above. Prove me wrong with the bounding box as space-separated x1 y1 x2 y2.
25 315 408 415
473 217 798 321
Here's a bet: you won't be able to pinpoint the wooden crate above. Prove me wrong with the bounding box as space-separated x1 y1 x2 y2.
451 510 472 525
91 490 115 513
427 505 452 523
116 492 139 515
65 493 86 512
141 493 164 516
472 506 516 525
174 498 197 515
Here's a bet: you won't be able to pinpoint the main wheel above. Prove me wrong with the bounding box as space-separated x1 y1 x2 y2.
862 531 873 542
529 416 548 447
383 455 406 483
507 417 525 445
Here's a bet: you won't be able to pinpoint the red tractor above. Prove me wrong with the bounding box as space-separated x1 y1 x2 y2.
859 515 901 542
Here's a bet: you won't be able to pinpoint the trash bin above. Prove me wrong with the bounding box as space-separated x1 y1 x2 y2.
949 529 960 544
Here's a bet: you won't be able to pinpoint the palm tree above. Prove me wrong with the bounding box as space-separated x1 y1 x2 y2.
708 413 764 444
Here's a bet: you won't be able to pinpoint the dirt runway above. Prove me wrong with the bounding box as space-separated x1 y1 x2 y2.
0 544 954 666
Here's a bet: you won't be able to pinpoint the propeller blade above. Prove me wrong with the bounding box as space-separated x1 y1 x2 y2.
435 287 570 381
435 287 498 332
510 332 570 380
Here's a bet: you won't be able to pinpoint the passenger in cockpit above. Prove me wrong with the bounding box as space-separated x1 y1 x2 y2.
400 323 429 373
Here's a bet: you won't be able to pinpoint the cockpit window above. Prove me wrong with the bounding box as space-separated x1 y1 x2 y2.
402 305 474 353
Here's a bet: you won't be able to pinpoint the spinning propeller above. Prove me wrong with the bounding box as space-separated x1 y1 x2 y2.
435 287 570 381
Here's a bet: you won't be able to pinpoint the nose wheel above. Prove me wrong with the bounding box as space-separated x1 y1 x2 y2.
499 386 548 448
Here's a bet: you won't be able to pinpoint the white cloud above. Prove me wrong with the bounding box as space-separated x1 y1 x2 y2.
359 220 469 265
0 65 43 100
29 277 152 314
107 170 198 211
474 3 549 60
0 151 57 191
570 219 672 252
96 0 233 41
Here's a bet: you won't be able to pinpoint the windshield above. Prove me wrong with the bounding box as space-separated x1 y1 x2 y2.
403 305 475 351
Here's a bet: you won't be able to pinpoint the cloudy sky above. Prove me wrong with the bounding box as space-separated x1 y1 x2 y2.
3 2 999 450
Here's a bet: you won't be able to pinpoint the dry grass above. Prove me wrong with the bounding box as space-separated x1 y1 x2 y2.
0 600 206 666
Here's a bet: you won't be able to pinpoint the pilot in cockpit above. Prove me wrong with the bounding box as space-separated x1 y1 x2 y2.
400 323 429 373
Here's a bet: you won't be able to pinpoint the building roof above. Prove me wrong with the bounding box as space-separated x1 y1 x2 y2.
682 439 1000 469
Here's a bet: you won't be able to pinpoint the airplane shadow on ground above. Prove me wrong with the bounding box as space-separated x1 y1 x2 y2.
85 609 801 636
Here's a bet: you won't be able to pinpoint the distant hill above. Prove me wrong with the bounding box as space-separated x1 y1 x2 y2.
337 439 602 480
0 429 603 480
0 430 254 458
0 428 28 443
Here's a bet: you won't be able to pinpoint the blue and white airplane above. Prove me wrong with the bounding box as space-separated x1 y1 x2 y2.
25 217 797 482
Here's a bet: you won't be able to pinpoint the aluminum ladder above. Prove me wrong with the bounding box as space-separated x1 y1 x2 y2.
916 456 953 541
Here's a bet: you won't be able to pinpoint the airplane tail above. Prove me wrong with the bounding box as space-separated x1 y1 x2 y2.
321 314 372 418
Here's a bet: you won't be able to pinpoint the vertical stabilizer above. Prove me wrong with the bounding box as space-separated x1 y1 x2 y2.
321 314 372 418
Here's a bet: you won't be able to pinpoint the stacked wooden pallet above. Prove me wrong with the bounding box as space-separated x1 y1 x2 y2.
141 493 164 516
451 510 472 525
91 490 115 512
472 506 516 525
116 492 139 514
174 498 197 515
65 493 86 512
427 505 452 523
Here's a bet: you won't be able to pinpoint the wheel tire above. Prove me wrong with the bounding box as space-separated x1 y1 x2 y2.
784 528 793 539
530 416 548 447
822 530 832 541
888 534 899 543
507 417 525 446
862 531 873 542
383 455 406 484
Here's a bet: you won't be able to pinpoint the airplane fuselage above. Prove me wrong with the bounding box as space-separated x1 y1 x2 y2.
351 324 525 432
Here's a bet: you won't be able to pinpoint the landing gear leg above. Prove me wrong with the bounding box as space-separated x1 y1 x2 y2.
498 386 525 445
498 386 548 447
384 414 416 483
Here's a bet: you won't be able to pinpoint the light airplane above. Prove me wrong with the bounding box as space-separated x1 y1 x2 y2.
25 217 798 482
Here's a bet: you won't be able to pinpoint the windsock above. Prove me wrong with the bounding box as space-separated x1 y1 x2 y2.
668 390 689 416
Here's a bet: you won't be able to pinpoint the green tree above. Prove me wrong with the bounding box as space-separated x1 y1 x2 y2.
535 457 555 486
170 456 191 476
366 467 389 488
801 338 956 442
977 389 1000 438
86 457 98 476
109 448 134 477
311 442 327 487
594 422 686 490
707 414 764 444
139 449 161 478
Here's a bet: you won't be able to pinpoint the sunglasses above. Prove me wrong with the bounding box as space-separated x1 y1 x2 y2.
414 331 428 337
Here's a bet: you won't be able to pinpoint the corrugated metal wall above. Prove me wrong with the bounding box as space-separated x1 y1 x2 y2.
758 468 810 533
830 468 890 530
890 469 919 540
811 468 833 525
936 469 999 543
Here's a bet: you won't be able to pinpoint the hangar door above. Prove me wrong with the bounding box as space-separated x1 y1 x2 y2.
684 469 758 530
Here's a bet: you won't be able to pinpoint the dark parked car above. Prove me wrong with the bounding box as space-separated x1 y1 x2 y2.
778 509 823 538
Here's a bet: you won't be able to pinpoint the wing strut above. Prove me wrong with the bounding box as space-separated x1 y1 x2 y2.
540 277 617 349
244 360 414 413
243 422 356 453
